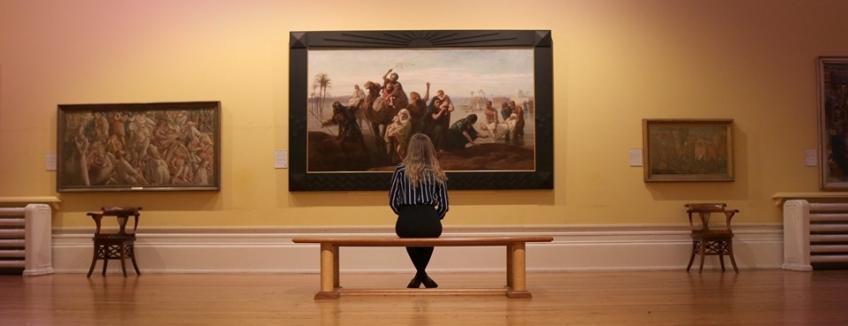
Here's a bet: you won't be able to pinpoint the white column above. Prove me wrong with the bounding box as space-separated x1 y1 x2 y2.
23 203 53 276
782 200 812 271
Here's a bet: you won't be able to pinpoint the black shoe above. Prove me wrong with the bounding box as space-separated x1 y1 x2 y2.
406 275 422 288
421 275 438 288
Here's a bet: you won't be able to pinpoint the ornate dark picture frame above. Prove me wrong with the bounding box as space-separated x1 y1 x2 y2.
642 119 734 182
818 57 848 190
57 101 221 192
289 30 553 191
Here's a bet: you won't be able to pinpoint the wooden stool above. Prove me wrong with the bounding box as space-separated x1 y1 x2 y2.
86 207 142 277
685 203 739 273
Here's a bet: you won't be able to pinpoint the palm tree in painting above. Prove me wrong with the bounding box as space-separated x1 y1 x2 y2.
313 73 331 118
309 90 315 113
311 85 318 115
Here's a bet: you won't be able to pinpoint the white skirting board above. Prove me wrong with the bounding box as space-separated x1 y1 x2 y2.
51 225 783 274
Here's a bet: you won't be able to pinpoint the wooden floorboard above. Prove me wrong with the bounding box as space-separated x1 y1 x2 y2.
1 270 847 325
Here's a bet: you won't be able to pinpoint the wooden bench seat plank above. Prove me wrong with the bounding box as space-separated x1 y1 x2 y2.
292 236 553 246
299 235 553 299
338 288 507 296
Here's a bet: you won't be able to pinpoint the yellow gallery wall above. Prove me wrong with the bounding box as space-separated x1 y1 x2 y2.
1 0 845 228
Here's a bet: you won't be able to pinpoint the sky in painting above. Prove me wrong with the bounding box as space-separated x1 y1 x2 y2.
307 48 534 98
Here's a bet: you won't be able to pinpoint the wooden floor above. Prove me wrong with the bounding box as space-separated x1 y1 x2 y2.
1 270 847 325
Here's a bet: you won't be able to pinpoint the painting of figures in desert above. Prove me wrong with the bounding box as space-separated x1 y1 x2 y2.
306 48 536 173
58 103 219 191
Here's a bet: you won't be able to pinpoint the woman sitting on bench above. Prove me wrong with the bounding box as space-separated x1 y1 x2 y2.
389 133 450 288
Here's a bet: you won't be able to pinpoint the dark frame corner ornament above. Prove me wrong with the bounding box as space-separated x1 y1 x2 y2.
288 30 553 191
57 101 221 192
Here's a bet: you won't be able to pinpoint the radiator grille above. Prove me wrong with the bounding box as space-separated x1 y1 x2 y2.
0 208 26 274
809 203 848 269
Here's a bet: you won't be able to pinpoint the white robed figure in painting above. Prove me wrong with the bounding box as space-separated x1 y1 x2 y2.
384 108 413 162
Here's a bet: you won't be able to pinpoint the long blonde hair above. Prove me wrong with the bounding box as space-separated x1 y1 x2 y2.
402 133 447 186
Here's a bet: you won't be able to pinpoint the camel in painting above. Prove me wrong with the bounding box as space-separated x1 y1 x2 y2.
359 81 409 151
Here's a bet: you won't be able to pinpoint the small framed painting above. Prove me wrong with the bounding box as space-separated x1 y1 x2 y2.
642 119 734 182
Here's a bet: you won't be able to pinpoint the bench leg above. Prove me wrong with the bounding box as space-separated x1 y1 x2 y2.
506 245 513 289
315 243 340 299
506 242 531 298
333 245 340 288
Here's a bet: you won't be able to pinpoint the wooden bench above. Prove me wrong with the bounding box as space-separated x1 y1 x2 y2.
291 236 553 299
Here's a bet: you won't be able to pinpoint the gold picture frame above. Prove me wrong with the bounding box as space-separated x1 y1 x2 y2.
57 101 221 192
642 119 734 182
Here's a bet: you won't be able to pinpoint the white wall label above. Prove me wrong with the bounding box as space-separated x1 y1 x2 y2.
628 149 643 167
804 149 817 167
275 149 288 169
45 153 56 171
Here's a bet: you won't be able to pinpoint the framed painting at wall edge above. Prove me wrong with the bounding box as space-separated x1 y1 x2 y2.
642 119 734 182
818 57 848 190
289 30 553 191
57 101 221 192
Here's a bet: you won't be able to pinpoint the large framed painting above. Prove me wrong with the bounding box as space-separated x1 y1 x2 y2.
289 30 553 191
642 119 734 182
819 57 848 190
57 101 221 192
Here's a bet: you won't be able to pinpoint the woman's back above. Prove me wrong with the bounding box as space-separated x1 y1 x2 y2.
389 133 449 289
389 165 448 220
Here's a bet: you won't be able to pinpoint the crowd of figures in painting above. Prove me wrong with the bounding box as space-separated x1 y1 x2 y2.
306 49 537 172
61 109 216 188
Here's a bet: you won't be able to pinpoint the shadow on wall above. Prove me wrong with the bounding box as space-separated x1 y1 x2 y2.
57 192 220 212
646 182 748 201
285 189 556 208
645 125 750 201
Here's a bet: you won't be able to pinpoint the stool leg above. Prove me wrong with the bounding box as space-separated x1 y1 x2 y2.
120 244 128 277
333 246 339 288
728 240 739 273
698 240 706 273
686 241 697 272
130 245 141 275
87 244 99 278
102 252 109 276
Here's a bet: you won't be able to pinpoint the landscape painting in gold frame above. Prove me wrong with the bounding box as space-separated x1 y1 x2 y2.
642 119 734 182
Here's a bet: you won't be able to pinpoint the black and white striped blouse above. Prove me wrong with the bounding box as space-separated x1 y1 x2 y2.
389 165 449 219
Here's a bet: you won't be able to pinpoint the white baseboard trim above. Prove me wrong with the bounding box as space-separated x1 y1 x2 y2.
51 225 783 274
22 267 54 276
781 263 813 271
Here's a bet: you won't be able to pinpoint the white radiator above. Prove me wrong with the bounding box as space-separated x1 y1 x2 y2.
783 200 848 271
0 204 53 275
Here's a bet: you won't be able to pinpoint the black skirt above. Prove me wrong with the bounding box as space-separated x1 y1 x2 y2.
395 205 442 238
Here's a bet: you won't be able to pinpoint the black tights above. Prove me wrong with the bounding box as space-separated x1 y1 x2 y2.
395 205 442 276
